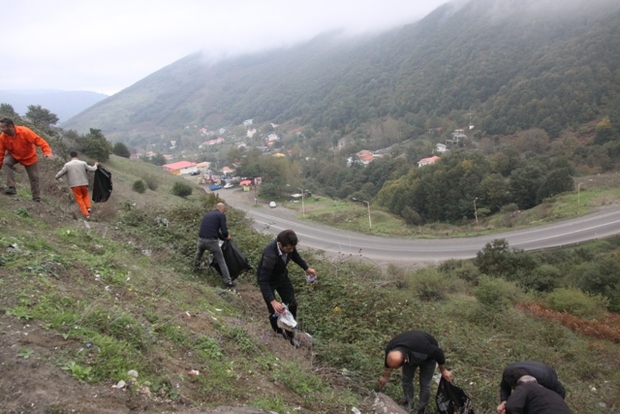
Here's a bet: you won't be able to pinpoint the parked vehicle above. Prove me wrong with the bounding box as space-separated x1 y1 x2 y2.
224 183 234 189
209 184 222 191
269 201 277 208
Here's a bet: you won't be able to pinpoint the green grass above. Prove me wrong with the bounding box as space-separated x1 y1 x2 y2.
291 173 620 238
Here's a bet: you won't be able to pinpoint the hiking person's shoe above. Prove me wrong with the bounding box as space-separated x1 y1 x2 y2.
5 186 16 195
289 336 300 348
225 282 236 289
33 197 41 203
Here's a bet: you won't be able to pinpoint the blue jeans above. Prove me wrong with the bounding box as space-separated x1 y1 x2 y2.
194 238 232 285
401 360 437 412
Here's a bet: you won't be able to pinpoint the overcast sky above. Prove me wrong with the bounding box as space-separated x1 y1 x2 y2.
3 0 448 95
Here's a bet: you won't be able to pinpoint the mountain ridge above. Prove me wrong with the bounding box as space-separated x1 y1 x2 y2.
0 89 108 123
62 0 620 147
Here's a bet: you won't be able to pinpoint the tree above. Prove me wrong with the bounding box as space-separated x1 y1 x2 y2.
595 117 615 144
509 163 545 209
474 239 512 277
80 128 113 162
536 168 574 202
25 105 59 128
113 142 131 158
479 173 511 213
0 103 19 119
146 153 167 166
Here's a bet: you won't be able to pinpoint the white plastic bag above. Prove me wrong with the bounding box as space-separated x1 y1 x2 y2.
276 304 298 331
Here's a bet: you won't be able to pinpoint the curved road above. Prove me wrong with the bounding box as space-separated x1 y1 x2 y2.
216 188 620 263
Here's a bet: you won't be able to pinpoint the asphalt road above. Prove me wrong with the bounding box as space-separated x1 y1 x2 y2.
214 187 620 264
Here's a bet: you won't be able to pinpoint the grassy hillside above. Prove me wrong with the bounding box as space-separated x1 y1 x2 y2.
1 154 619 413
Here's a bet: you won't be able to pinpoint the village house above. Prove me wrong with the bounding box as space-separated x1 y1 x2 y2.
196 161 211 174
161 161 198 175
199 137 225 148
446 129 467 146
417 155 440 167
357 150 375 165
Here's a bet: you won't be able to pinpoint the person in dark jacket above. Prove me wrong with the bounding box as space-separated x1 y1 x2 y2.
497 360 566 414
256 229 316 344
194 203 234 288
504 376 572 414
378 330 452 414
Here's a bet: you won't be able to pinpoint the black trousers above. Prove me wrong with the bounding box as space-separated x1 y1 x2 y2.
264 276 297 334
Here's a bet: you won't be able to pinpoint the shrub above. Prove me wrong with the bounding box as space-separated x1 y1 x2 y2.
401 206 423 225
578 258 620 296
112 142 130 158
387 263 409 289
474 275 521 312
519 264 561 292
500 203 519 213
172 181 193 198
474 239 538 280
439 260 481 285
132 180 146 194
547 288 608 319
408 268 446 301
142 174 160 191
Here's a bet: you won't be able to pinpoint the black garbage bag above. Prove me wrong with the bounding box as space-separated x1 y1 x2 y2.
92 166 113 203
436 377 475 414
210 239 252 281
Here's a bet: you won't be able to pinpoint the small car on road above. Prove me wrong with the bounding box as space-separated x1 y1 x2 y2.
209 184 222 191
269 201 277 208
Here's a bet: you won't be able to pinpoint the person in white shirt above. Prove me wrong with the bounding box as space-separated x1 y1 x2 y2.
55 151 98 219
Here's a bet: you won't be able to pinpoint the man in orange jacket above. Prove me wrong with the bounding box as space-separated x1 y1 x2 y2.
0 117 55 202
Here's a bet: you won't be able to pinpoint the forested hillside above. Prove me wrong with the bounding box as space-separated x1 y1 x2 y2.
54 0 620 226
63 0 620 145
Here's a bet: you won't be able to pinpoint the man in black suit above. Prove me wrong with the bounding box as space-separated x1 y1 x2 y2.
256 229 316 345
378 330 452 414
497 360 566 414
194 202 234 288
505 375 572 414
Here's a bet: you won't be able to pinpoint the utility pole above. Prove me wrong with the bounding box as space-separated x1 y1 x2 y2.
474 197 480 232
364 200 372 231
577 183 582 215
298 187 305 217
